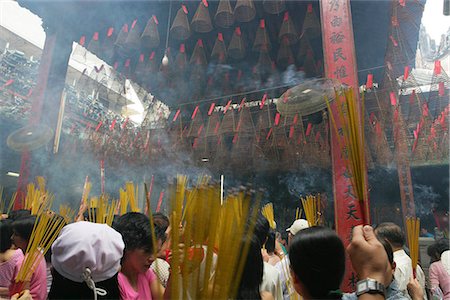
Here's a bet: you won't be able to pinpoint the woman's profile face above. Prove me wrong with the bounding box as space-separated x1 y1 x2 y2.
125 248 154 273
11 231 28 251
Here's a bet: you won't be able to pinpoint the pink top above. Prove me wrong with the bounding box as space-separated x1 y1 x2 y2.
429 260 450 300
9 253 47 300
0 249 23 288
118 268 157 300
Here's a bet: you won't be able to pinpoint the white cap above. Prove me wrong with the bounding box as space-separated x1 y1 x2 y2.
286 219 309 236
51 221 124 283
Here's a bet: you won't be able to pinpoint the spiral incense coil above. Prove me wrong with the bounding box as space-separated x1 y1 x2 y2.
7 124 53 152
215 0 234 28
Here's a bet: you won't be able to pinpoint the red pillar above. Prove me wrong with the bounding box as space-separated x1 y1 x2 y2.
14 27 73 209
319 0 369 292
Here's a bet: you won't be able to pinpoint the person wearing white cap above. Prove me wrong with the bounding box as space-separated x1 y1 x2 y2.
49 221 124 300
275 219 310 300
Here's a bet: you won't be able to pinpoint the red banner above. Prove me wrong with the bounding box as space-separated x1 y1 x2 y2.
320 0 367 292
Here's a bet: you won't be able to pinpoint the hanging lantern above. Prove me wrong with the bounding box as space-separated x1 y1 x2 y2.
279 12 298 45
191 0 213 33
228 27 245 60
141 16 160 49
262 0 285 14
215 0 234 28
234 0 256 23
253 19 271 51
170 5 191 41
211 32 227 63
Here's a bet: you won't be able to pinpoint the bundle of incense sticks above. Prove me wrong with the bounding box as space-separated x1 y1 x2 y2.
326 88 369 223
295 207 303 220
15 211 65 286
126 182 140 213
87 195 116 226
301 194 319 227
168 176 260 299
24 177 53 215
262 203 276 229
119 188 128 215
406 217 420 277
59 204 75 223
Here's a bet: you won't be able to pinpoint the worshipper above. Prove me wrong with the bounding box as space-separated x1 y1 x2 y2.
420 228 434 238
265 230 281 266
0 219 24 298
253 214 283 300
113 212 165 300
236 235 274 300
150 219 171 288
275 232 288 255
343 238 409 300
49 221 124 299
427 238 450 299
375 222 427 299
275 218 309 300
9 216 47 300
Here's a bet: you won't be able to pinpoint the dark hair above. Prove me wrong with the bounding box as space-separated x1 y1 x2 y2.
428 238 450 262
49 269 120 299
7 209 31 221
379 238 394 265
236 235 263 300
153 212 170 232
266 230 276 254
374 222 405 248
253 214 270 248
289 226 345 299
112 212 154 253
12 215 36 241
0 219 13 252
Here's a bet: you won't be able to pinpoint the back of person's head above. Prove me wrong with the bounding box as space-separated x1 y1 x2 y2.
49 221 124 299
7 209 31 221
253 214 270 248
435 238 450 256
374 222 405 248
236 235 264 300
0 219 13 252
289 226 345 299
379 238 394 266
12 215 36 241
265 230 276 254
153 212 170 232
113 212 153 253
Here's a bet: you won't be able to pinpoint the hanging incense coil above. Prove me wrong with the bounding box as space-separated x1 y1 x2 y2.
228 27 245 60
190 39 208 66
102 27 116 62
220 108 236 134
276 78 341 117
215 0 234 28
302 4 321 38
87 32 101 56
175 44 188 72
234 0 256 23
211 33 227 63
262 0 285 14
141 16 160 49
7 124 53 152
115 24 129 57
303 50 318 77
279 12 298 45
277 37 294 68
255 47 272 75
253 19 271 51
297 35 312 65
171 6 191 41
125 21 142 51
191 1 213 33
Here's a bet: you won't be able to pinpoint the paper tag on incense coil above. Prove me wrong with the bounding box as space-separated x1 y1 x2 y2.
124 59 131 68
191 105 199 120
202 0 208 7
197 39 204 47
260 19 265 29
139 54 145 63
289 125 295 139
107 27 114 37
293 114 299 125
238 98 245 112
149 51 155 60
123 24 129 33
274 113 281 126
182 4 188 14
366 73 373 89
235 27 241 36
307 4 313 13
438 82 445 96
180 43 185 53
173 109 181 122
79 36 86 46
131 19 137 29
152 15 159 25
390 92 397 106
305 123 312 136
403 66 410 80
93 32 99 41
434 60 442 75
260 93 267 109
218 32 224 42
208 103 215 116
266 127 273 140
390 35 398 47
283 12 289 22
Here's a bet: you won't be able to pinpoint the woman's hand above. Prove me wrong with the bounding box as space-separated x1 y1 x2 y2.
407 276 424 300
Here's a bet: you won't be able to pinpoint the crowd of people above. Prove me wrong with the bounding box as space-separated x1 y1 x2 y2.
0 206 448 300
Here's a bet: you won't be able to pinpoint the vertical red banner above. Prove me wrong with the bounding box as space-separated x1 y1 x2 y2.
320 0 367 292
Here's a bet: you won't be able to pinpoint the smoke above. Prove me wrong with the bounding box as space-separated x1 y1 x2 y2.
413 184 441 216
